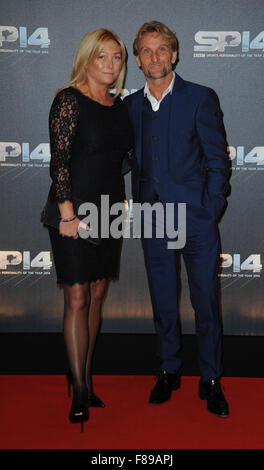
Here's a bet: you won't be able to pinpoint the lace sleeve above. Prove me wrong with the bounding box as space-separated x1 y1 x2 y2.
49 88 79 202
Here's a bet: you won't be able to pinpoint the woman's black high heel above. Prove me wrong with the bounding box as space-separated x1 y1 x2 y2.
66 370 105 408
88 392 105 408
69 385 89 432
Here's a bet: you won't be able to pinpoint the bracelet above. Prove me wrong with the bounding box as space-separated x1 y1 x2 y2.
61 214 77 222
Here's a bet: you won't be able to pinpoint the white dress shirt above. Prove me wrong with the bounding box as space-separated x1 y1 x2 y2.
143 71 175 112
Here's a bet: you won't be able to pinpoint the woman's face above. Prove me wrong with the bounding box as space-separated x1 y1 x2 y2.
86 39 122 87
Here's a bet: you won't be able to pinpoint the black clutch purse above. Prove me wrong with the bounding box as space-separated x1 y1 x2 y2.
41 148 134 245
122 148 134 175
41 196 102 246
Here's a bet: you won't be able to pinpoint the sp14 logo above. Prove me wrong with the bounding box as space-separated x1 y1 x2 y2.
194 31 264 53
0 251 52 271
228 146 264 167
220 254 262 273
0 26 50 49
0 143 50 165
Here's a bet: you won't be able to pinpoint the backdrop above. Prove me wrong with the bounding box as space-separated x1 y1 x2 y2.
0 0 263 334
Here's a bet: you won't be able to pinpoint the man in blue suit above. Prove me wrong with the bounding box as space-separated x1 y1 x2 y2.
124 21 230 417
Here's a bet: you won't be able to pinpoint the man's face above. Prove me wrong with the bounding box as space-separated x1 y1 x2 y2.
136 32 177 80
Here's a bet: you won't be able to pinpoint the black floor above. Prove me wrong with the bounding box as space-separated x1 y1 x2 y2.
0 333 263 377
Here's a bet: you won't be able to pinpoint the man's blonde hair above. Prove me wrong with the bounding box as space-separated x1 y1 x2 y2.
133 21 178 57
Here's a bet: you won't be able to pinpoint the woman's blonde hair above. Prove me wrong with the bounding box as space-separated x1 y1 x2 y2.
58 28 127 98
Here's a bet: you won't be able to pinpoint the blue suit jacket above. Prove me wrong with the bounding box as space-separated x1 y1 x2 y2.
124 73 230 220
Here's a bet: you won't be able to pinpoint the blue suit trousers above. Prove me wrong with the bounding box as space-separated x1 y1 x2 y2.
141 198 223 381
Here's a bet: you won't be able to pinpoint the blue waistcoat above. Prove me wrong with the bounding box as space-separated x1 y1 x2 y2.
140 93 171 203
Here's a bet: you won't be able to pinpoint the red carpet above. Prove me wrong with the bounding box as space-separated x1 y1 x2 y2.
0 375 263 449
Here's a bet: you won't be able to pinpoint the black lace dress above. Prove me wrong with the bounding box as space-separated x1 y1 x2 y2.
48 86 133 285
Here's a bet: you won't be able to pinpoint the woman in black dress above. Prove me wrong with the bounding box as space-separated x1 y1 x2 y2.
47 29 133 429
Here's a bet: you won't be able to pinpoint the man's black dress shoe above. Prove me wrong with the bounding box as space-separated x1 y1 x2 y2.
199 378 229 417
149 370 181 404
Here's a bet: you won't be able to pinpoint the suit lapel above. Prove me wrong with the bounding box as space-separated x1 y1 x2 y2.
169 73 186 131
168 74 186 182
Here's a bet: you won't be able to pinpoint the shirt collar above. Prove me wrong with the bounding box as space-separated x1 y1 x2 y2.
144 71 175 100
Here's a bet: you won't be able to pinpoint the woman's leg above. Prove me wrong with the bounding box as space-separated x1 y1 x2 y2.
85 279 109 396
63 282 91 389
